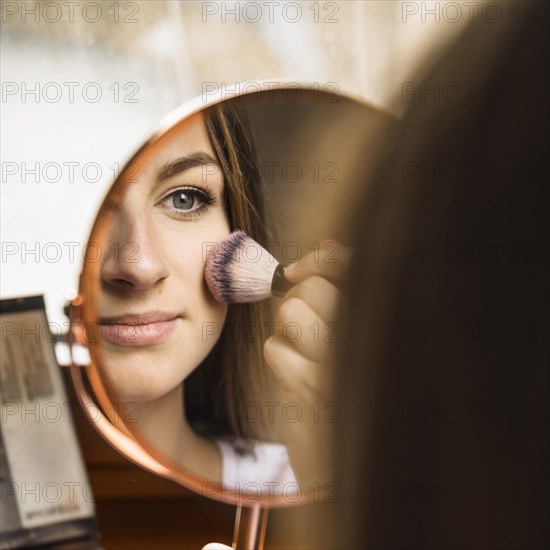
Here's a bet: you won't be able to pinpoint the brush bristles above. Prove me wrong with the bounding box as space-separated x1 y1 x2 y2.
205 231 279 303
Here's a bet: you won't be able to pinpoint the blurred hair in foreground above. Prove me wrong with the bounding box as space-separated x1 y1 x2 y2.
298 2 549 549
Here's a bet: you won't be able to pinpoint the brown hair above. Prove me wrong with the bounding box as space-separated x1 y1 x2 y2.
300 4 549 549
184 100 275 441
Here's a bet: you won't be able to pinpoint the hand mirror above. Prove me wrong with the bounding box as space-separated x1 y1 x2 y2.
68 83 392 548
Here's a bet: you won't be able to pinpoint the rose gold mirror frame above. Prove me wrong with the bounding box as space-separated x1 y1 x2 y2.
69 81 381 548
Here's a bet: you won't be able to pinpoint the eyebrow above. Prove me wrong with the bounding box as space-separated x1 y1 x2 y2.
156 152 221 182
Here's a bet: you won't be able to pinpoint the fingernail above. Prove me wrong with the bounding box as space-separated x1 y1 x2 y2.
283 263 297 276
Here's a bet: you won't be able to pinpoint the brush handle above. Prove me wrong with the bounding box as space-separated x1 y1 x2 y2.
271 264 293 297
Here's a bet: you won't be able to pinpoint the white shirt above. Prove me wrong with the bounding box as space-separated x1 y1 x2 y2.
215 439 297 489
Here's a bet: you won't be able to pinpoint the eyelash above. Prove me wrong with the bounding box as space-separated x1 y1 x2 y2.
158 186 217 219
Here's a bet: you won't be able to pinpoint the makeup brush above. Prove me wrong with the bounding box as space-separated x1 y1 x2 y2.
204 230 293 303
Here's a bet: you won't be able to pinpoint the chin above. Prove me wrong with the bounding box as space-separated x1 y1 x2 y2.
103 368 183 404
110 384 174 405
96 346 200 403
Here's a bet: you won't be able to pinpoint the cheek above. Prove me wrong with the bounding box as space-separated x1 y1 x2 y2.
171 219 231 317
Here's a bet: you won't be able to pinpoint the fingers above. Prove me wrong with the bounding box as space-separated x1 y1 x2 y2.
283 241 352 285
284 275 341 322
263 336 325 400
274 297 339 363
265 243 346 401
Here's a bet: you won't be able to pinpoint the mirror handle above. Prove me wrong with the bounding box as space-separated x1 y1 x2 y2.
232 504 269 550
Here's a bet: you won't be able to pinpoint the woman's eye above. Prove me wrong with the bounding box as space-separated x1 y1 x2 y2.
159 187 215 218
172 190 197 211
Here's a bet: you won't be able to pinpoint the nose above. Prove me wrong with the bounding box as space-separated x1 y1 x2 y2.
101 207 169 291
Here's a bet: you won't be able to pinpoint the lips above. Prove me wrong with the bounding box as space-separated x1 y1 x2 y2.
98 312 179 346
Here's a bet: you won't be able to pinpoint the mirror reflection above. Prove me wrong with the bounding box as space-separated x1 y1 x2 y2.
77 88 392 498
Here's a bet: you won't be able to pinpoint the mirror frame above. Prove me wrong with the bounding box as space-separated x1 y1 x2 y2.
69 80 378 508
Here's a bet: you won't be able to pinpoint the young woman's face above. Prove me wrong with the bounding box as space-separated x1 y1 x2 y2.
95 113 230 402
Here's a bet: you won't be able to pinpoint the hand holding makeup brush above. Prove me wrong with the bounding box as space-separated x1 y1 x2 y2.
205 231 352 484
204 231 352 400
204 230 351 304
262 240 352 401
263 240 352 486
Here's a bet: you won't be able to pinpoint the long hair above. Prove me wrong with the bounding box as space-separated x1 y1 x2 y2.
323 4 549 549
184 101 275 441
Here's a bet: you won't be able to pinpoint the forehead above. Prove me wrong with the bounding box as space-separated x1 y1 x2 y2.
108 111 222 207
145 112 215 172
